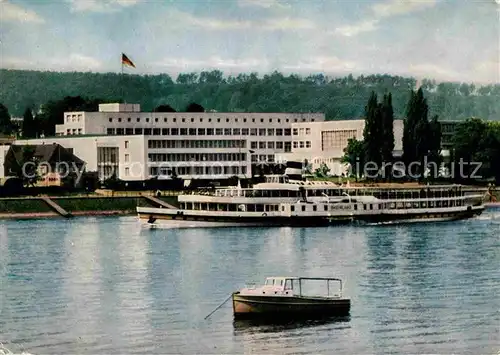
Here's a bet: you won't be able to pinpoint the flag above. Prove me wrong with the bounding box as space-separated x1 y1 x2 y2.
121 53 135 68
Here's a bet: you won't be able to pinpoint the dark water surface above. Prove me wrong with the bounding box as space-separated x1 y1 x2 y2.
1 209 499 354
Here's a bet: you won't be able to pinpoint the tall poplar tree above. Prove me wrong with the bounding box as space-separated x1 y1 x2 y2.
363 91 382 178
380 93 395 179
22 107 36 138
403 88 430 180
427 115 442 179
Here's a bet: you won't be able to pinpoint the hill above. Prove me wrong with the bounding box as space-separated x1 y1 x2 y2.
1 69 499 120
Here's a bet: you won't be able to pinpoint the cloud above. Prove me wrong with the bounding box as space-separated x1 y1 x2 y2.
333 20 379 37
163 9 314 31
372 0 438 18
406 63 461 81
0 0 44 23
470 59 500 84
333 0 438 37
66 0 143 13
282 56 356 73
153 56 268 72
262 17 315 30
237 0 290 9
165 9 252 30
2 53 102 72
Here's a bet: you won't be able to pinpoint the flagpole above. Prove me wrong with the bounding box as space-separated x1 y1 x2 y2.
121 56 124 103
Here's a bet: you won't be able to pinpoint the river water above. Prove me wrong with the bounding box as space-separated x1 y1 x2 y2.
0 208 499 354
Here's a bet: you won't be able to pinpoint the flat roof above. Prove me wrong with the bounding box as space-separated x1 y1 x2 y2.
14 134 142 140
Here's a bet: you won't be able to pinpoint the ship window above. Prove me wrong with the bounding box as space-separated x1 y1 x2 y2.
284 279 293 290
324 205 328 211
370 204 373 210
313 205 317 211
363 204 367 210
354 204 358 210
291 206 295 212
302 205 306 212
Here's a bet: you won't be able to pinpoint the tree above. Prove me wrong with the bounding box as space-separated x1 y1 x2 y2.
342 138 364 181
426 115 442 179
403 88 430 180
380 93 395 179
22 107 37 138
185 102 204 112
314 163 331 178
363 92 383 179
450 117 498 182
20 146 39 187
0 103 13 136
36 96 106 136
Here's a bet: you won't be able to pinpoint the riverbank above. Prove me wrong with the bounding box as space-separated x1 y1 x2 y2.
0 195 178 220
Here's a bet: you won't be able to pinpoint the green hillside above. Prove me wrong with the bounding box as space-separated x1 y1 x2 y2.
1 69 499 121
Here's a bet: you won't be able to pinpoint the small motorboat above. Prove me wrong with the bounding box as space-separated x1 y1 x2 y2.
232 276 350 319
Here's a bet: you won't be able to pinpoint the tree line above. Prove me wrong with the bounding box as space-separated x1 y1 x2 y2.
342 89 500 183
1 68 499 123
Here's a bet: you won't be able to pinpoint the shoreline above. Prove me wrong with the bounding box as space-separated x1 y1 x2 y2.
0 210 136 220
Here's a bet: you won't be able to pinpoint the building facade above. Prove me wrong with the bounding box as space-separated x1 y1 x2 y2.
276 119 404 175
15 103 325 182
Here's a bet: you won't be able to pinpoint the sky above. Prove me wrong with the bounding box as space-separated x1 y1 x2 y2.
1 0 499 84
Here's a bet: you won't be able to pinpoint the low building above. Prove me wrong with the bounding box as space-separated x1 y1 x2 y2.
3 143 85 187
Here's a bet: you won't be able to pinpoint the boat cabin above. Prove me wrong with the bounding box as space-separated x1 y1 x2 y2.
240 276 344 298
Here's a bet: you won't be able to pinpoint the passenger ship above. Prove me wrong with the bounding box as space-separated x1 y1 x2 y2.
137 164 485 228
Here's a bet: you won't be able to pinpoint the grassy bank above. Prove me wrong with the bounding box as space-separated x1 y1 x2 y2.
0 195 179 218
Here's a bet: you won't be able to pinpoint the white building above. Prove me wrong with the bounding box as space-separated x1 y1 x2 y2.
276 119 404 176
12 103 324 182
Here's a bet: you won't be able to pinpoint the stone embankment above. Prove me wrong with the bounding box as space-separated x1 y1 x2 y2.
0 191 179 219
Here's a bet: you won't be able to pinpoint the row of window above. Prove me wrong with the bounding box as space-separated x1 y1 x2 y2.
148 153 247 162
107 127 292 136
251 155 275 162
148 139 292 152
65 114 83 123
179 200 465 212
293 141 312 149
66 129 82 135
109 117 315 124
148 165 246 176
292 128 311 135
148 139 246 149
249 141 291 150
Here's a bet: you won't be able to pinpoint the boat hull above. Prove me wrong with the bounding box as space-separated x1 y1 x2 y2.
137 205 484 228
232 292 351 319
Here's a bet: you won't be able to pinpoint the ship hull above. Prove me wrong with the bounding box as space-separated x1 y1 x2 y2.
232 292 351 319
137 205 484 228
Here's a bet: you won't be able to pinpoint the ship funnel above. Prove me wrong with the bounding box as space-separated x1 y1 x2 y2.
284 161 304 181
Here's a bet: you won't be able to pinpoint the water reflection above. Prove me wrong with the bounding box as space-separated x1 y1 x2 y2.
233 315 351 333
1 214 499 354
